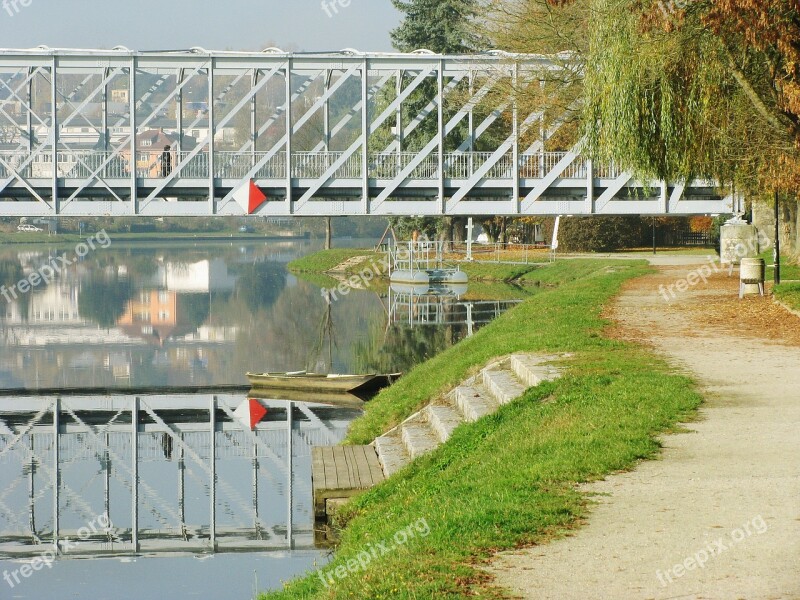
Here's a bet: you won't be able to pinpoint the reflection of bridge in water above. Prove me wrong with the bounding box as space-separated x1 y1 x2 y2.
0 394 359 558
387 284 522 335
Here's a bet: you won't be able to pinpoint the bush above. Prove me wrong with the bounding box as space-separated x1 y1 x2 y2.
557 216 645 252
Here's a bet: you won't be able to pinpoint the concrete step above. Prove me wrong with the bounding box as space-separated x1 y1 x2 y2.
374 433 411 477
401 422 441 459
425 404 463 443
510 354 561 387
455 383 499 422
482 367 527 405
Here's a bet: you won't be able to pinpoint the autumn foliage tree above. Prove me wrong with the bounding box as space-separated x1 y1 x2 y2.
487 0 800 255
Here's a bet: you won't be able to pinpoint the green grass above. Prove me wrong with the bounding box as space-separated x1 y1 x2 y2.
293 272 342 290
758 250 800 280
457 262 541 283
288 248 384 275
261 259 703 599
290 249 545 284
460 282 536 302
775 282 800 311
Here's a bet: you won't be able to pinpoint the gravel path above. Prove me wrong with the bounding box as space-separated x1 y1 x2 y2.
489 265 800 600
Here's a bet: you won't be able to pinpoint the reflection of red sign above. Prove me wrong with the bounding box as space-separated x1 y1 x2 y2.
233 398 268 430
233 179 267 214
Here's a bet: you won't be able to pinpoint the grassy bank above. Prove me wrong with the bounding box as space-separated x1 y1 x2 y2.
288 248 546 284
775 282 800 311
262 259 702 599
288 248 384 275
758 250 800 280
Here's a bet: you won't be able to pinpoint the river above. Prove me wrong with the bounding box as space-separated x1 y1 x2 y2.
0 238 522 599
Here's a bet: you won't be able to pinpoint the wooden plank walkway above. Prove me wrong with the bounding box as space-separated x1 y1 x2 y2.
312 445 385 519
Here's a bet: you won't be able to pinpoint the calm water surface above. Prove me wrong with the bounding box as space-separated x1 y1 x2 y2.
0 239 522 599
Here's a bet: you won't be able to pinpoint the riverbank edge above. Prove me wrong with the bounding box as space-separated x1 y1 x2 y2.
287 247 546 284
0 231 310 246
261 259 704 599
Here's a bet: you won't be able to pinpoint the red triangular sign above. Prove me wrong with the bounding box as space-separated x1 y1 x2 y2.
235 397 268 430
247 398 267 430
247 180 267 214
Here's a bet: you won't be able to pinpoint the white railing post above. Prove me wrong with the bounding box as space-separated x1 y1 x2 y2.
129 57 137 214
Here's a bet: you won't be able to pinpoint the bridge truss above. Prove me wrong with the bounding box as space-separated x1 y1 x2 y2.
0 47 734 217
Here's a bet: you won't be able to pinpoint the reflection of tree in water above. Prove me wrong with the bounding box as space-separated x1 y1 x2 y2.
78 274 134 329
216 279 381 378
353 321 456 375
177 293 210 330
233 263 286 312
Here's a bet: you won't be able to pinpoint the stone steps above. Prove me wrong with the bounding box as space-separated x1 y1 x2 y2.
401 421 441 459
482 368 527 405
455 382 499 422
510 353 563 387
373 433 410 478
372 353 564 477
425 404 462 443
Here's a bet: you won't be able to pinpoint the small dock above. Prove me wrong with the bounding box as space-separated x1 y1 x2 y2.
311 445 385 519
388 240 468 285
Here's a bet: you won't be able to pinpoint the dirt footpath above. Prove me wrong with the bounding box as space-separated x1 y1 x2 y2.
489 266 800 600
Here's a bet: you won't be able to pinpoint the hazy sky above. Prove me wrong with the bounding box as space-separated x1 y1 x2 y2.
0 0 401 52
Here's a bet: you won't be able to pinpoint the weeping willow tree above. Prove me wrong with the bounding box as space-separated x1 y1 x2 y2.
487 0 800 254
582 0 800 254
580 0 787 191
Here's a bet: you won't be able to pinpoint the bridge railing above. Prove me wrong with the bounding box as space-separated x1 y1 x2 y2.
0 149 627 182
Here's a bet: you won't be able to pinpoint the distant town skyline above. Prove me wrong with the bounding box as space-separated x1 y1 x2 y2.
0 0 401 52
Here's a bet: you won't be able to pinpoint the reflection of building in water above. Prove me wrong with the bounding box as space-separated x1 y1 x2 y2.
2 279 82 325
176 325 238 344
0 279 138 347
118 290 178 344
0 394 359 557
151 259 237 293
0 265 237 388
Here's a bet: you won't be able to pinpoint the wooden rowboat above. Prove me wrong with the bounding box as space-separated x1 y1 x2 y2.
246 371 400 394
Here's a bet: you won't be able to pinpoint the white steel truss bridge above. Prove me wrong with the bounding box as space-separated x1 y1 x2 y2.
0 47 735 217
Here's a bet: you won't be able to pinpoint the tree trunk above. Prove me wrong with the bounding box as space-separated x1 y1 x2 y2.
795 198 800 259
780 200 798 259
451 217 468 242
324 217 332 250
